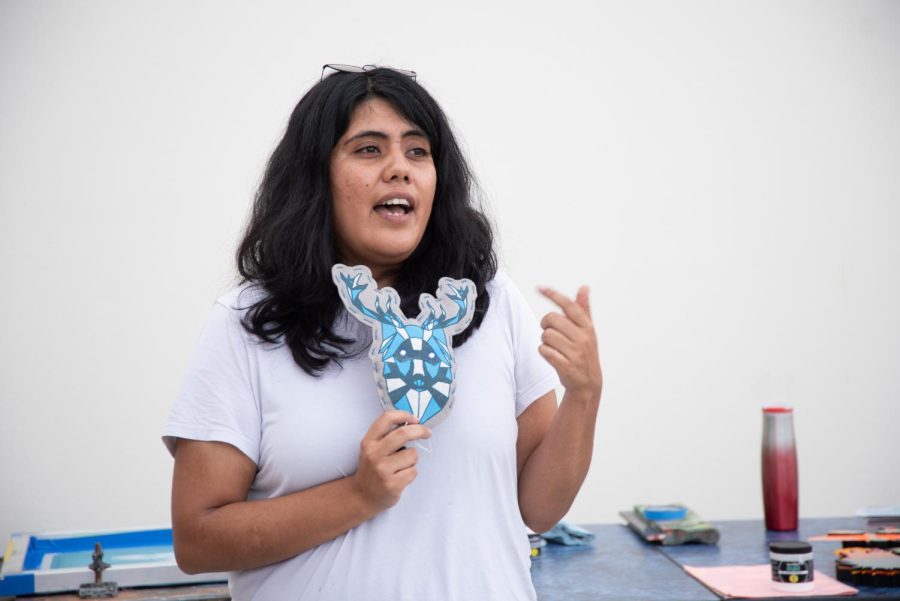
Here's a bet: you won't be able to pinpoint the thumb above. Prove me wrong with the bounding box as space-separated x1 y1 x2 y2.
576 285 591 317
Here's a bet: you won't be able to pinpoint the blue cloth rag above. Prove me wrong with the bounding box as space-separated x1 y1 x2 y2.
541 522 596 546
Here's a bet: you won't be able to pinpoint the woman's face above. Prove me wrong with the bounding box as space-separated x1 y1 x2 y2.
330 97 436 284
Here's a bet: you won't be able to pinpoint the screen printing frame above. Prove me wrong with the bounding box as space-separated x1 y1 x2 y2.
0 527 226 596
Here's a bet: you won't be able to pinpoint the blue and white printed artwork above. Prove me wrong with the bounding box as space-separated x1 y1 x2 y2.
332 264 476 427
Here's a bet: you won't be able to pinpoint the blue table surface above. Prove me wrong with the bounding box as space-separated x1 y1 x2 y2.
532 518 900 601
530 523 717 601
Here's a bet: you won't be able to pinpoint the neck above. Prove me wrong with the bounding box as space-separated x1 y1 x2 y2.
371 267 397 289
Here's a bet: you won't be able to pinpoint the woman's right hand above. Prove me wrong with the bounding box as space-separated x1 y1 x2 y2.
171 410 431 573
351 410 431 512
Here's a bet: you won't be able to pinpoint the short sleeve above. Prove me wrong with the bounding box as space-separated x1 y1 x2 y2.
162 297 262 464
495 274 560 416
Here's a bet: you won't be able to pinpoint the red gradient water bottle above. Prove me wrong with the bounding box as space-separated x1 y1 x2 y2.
762 407 799 531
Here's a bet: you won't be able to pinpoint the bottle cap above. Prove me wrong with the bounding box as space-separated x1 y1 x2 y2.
643 505 688 521
763 407 793 413
769 541 812 554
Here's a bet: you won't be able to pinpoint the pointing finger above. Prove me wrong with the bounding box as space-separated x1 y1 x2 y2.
538 286 591 328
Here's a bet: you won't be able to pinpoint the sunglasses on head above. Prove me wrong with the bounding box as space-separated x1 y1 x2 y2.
321 64 417 82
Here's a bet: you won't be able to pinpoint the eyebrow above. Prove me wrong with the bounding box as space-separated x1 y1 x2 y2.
342 128 428 146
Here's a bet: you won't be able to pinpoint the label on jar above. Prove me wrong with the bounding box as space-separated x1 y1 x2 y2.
770 550 814 588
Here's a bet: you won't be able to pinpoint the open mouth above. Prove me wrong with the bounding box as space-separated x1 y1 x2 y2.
374 197 412 216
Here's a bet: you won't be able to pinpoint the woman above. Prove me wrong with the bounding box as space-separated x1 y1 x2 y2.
164 66 602 601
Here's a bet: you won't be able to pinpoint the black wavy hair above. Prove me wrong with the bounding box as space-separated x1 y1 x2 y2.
236 68 497 375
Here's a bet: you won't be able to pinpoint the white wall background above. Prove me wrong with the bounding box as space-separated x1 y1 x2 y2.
1 0 898 546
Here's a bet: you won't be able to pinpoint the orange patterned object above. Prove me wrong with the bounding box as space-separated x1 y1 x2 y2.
835 548 900 587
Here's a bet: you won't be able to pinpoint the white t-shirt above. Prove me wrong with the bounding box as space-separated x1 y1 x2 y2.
163 272 559 601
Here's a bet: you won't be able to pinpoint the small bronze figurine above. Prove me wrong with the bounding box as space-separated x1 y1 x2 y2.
78 543 119 598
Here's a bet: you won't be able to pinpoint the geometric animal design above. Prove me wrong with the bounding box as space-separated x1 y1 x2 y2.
332 263 476 427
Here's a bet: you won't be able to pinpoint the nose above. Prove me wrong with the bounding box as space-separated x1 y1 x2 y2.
383 146 411 183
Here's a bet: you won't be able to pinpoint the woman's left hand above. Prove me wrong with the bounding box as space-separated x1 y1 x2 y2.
538 285 603 405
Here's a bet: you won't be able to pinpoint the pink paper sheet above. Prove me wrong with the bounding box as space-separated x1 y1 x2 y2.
683 564 858 599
